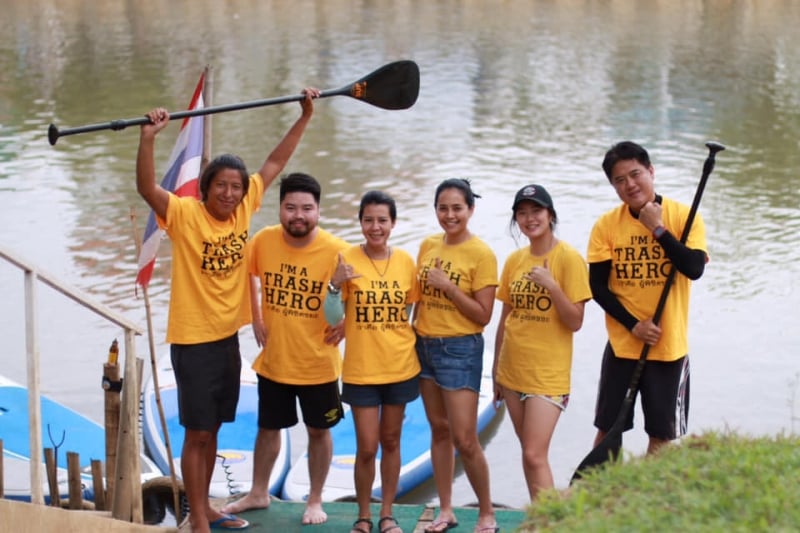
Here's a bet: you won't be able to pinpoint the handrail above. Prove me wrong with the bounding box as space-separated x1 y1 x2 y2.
0 245 143 334
0 243 143 516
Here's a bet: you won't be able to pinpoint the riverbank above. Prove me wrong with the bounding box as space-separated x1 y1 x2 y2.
520 431 800 531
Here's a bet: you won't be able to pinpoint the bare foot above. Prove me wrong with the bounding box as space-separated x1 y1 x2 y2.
302 502 328 525
220 492 271 514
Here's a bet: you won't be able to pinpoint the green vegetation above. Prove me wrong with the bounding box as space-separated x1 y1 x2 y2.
521 432 800 532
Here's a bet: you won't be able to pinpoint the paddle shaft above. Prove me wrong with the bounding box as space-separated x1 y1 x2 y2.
572 141 725 480
48 60 420 145
49 88 347 145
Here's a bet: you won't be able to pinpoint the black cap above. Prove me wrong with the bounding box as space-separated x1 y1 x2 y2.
512 184 553 211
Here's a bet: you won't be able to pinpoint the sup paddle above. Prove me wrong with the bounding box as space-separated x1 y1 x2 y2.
48 60 420 146
571 141 725 483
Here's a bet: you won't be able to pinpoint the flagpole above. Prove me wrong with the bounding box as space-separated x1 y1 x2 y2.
130 208 183 524
203 65 212 171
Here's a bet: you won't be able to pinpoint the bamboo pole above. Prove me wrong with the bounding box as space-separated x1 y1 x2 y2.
110 330 143 522
91 459 106 511
44 448 59 507
129 208 182 523
67 451 82 509
103 339 121 506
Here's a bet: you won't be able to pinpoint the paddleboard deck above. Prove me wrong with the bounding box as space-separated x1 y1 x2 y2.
281 376 498 502
0 375 161 502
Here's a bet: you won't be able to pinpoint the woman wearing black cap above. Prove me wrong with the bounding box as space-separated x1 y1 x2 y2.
492 184 591 502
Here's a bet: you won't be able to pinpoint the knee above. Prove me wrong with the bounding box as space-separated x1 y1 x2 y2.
357 446 378 463
522 447 549 470
428 419 451 443
380 430 401 453
307 427 330 443
452 433 481 458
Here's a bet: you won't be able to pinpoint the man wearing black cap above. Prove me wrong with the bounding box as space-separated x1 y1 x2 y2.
586 141 708 456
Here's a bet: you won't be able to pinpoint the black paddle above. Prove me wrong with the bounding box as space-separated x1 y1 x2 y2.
571 141 725 483
48 60 420 146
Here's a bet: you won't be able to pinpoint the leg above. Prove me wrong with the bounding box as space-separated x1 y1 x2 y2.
642 356 690 456
181 428 215 533
504 391 561 501
420 377 458 530
647 436 670 454
221 428 282 513
303 425 332 524
442 388 495 531
378 403 405 522
352 406 380 522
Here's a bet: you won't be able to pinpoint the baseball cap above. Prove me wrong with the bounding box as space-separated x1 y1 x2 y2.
512 184 553 210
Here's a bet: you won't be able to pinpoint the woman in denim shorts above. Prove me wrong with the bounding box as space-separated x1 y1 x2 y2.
413 179 499 533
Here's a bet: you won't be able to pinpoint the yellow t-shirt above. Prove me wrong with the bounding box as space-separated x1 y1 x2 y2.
338 245 421 385
159 173 264 344
414 234 498 337
495 241 591 395
248 225 349 384
587 197 707 361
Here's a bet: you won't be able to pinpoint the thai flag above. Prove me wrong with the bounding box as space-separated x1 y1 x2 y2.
136 73 206 288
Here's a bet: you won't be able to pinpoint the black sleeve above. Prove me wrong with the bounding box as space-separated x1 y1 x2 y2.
655 230 707 280
589 260 639 331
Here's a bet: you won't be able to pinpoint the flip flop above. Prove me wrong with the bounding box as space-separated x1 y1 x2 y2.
210 513 250 530
351 517 374 533
424 518 459 533
379 515 402 533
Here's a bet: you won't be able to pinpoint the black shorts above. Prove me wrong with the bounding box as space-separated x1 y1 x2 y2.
170 333 241 432
594 342 690 440
257 376 343 430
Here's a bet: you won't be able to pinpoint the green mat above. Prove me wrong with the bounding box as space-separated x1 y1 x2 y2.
427 506 527 533
234 500 427 532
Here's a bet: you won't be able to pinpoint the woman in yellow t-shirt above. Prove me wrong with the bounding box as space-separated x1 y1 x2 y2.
493 184 591 501
324 191 420 533
413 178 498 533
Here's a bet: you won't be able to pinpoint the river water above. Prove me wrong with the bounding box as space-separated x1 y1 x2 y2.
1 0 798 511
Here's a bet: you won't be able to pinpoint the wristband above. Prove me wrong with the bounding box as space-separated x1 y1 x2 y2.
653 225 666 239
327 281 341 295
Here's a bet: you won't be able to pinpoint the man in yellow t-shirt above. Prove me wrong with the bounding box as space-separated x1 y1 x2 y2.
221 173 348 526
136 91 317 533
587 141 708 457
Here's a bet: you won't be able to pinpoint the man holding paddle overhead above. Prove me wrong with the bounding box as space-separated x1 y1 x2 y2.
587 141 708 459
136 88 318 533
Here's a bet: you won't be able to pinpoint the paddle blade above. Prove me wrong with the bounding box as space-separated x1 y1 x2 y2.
338 60 420 110
570 428 622 484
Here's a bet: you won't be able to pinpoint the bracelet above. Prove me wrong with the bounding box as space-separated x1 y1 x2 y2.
652 225 666 239
327 280 341 295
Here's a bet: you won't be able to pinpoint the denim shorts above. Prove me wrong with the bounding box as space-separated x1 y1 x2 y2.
341 375 420 407
415 333 484 393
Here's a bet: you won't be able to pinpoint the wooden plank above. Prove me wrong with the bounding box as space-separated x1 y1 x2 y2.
0 499 176 533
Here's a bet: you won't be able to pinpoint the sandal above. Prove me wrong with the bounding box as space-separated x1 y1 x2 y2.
379 516 403 533
351 517 374 533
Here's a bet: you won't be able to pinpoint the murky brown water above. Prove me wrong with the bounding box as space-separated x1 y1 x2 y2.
2 0 799 509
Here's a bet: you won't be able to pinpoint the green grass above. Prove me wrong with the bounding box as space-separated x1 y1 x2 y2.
520 432 800 532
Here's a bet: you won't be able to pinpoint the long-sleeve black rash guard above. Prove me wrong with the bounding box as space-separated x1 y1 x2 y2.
589 233 707 330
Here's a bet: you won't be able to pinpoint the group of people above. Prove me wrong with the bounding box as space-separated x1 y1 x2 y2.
136 89 707 533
